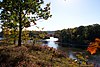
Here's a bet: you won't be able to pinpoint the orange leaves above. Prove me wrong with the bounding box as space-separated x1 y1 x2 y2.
87 38 100 54
87 46 97 54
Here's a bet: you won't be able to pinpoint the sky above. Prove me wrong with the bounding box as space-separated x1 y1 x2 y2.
27 0 100 31
0 0 100 31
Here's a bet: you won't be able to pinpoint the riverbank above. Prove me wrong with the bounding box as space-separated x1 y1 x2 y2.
55 41 88 49
0 44 94 67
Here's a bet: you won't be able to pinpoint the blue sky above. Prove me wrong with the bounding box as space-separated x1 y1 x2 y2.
0 0 100 31
27 0 100 31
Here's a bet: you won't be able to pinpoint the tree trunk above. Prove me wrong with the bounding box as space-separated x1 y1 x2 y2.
18 24 22 46
18 2 22 46
13 29 16 44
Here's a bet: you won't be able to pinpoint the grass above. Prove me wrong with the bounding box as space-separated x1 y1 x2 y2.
0 44 94 67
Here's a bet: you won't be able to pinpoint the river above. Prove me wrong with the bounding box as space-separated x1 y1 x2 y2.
42 37 100 66
0 37 100 66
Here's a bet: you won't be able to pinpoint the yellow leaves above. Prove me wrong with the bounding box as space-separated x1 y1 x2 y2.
76 54 85 61
3 28 11 35
39 34 45 38
95 38 100 42
87 38 100 54
22 30 30 44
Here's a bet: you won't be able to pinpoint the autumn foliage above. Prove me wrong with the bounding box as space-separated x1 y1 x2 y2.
0 45 82 67
87 38 100 54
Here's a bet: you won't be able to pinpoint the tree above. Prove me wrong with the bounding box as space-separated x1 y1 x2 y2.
55 24 100 48
0 0 52 46
2 27 18 45
22 29 29 45
87 38 100 54
2 28 11 44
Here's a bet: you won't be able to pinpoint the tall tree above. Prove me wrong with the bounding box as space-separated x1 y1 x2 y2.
0 0 52 46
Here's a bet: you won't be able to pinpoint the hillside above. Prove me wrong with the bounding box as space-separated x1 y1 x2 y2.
0 45 94 67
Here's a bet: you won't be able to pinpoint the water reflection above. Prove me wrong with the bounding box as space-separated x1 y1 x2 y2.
42 37 77 59
42 37 100 65
42 41 58 49
42 37 58 49
47 41 58 49
68 51 77 60
46 37 58 41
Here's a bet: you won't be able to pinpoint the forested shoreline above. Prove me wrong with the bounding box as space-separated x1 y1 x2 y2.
54 24 100 48
1 24 100 47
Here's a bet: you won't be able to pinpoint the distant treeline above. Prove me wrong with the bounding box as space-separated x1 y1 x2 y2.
0 30 49 45
54 24 100 47
0 31 48 38
29 31 48 39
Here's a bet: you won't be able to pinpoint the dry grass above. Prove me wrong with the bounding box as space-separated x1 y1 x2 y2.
0 45 94 67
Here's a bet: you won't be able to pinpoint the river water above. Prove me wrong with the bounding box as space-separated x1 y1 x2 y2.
0 37 100 66
42 37 100 66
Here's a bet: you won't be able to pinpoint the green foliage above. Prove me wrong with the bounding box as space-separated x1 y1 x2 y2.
29 31 47 44
0 0 52 46
2 27 18 45
54 24 100 47
22 29 30 44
